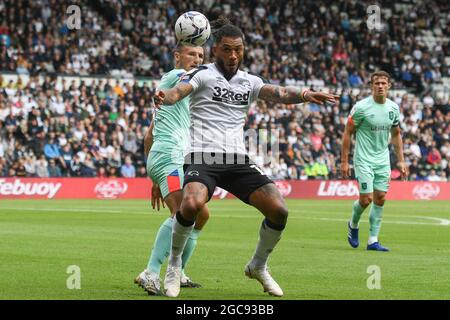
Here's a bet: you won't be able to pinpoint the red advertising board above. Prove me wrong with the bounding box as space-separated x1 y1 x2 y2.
0 178 150 199
213 180 450 201
0 178 449 201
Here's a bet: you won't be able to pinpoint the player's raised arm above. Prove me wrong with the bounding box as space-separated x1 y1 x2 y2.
341 118 355 179
153 82 194 108
390 126 408 180
258 84 340 105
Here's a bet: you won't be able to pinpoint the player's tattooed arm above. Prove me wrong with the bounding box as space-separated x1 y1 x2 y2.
391 126 408 180
258 84 339 105
258 84 307 103
153 83 194 107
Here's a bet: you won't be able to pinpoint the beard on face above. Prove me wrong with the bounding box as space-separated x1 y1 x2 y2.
215 56 241 79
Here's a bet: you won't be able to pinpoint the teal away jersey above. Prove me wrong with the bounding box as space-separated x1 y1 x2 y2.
151 69 190 157
349 96 400 166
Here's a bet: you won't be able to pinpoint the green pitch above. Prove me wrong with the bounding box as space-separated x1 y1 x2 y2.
1 199 449 300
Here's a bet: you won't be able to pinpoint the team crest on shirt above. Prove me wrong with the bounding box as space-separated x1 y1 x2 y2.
238 79 252 89
389 111 394 120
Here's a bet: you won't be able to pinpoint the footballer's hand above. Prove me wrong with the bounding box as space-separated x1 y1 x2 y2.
153 91 165 109
305 90 340 105
398 161 408 181
151 183 165 211
340 162 351 179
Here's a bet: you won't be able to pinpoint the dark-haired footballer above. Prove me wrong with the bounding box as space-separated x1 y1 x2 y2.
154 19 339 297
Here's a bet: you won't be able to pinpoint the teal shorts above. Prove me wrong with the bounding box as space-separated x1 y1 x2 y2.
147 151 184 199
354 162 391 194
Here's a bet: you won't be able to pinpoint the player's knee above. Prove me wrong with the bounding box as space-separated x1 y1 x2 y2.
374 195 386 206
272 202 289 225
360 197 372 208
181 195 205 215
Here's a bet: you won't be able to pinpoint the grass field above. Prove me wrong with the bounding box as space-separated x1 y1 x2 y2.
0 199 449 300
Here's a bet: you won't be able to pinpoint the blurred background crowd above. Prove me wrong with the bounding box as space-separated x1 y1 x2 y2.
0 0 449 181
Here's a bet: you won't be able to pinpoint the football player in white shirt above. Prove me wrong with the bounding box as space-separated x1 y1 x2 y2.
154 19 339 298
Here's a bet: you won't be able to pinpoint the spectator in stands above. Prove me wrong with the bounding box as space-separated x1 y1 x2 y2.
136 166 147 178
24 155 36 177
427 169 441 182
80 154 97 177
427 147 442 168
60 144 72 176
35 155 49 178
123 128 138 154
48 159 62 177
97 167 107 178
121 155 136 178
70 154 83 177
107 166 118 178
43 137 61 160
13 158 27 177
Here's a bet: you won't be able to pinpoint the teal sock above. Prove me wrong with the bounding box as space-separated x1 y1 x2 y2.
369 204 384 238
147 217 173 275
181 229 201 273
351 200 366 228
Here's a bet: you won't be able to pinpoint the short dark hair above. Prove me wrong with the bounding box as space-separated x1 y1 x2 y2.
210 18 244 44
370 71 391 83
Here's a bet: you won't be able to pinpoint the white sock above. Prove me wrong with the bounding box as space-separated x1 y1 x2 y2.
350 221 359 229
250 221 283 269
168 217 194 267
368 236 378 245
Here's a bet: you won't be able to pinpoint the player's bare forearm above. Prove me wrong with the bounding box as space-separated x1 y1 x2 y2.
341 124 354 163
144 121 154 158
391 126 408 179
259 84 339 105
258 84 306 104
161 83 193 105
341 134 351 163
340 123 354 178
391 128 405 162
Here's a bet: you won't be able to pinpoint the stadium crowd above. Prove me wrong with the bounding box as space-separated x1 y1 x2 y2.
0 0 448 88
0 0 449 181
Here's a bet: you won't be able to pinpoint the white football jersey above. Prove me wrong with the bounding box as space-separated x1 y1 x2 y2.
180 63 265 155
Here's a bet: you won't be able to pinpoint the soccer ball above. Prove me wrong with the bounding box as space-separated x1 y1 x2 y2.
174 11 211 46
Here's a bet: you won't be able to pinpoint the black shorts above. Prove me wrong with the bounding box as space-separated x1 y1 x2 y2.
183 153 274 204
